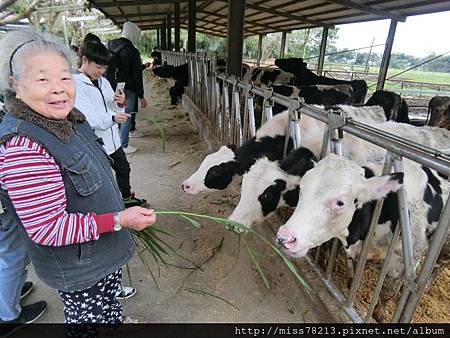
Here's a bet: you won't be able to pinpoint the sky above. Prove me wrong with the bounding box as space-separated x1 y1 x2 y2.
335 11 450 57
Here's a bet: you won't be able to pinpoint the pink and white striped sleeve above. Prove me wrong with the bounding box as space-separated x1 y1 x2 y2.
0 135 114 246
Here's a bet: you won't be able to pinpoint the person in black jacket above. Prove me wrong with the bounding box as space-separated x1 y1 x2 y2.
106 22 148 154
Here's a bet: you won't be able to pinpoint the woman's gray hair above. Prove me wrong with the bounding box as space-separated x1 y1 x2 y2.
0 28 76 95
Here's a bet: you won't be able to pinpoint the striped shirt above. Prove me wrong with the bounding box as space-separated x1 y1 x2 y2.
0 135 114 246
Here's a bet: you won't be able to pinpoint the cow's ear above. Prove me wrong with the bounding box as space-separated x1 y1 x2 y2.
359 172 404 203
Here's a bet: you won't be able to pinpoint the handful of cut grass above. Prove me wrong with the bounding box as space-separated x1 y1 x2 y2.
134 210 311 293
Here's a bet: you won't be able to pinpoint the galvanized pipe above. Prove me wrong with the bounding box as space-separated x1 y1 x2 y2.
247 96 256 138
399 195 450 322
344 153 394 308
393 158 417 294
178 67 450 324
365 220 401 322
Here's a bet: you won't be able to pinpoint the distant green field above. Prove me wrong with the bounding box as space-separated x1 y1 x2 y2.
325 63 450 84
322 63 450 97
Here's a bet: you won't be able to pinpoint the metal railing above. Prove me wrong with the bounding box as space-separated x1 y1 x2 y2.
159 51 450 323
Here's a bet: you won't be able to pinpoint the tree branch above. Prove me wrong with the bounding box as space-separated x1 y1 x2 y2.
0 0 17 12
0 0 44 25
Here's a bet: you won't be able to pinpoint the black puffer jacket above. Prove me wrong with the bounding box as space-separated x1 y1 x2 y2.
107 37 144 99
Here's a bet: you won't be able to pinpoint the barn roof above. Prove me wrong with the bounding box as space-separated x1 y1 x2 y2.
87 0 450 37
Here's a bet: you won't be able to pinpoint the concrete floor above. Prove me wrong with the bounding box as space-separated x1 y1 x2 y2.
23 71 345 323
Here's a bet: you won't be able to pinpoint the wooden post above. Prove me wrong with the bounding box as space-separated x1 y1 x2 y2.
161 20 167 50
377 20 398 91
317 27 328 75
256 34 263 66
174 2 181 51
167 13 172 51
188 0 196 52
227 0 246 78
280 31 287 58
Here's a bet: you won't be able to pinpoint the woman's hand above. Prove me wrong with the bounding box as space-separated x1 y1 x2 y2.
113 112 130 124
114 90 126 106
118 207 156 231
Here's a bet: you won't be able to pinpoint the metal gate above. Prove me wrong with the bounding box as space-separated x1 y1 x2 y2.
155 51 450 323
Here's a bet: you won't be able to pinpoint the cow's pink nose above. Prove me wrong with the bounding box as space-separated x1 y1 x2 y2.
181 183 190 192
277 227 296 247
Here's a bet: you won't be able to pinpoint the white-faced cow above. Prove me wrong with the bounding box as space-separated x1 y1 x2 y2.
181 112 293 194
229 106 450 228
275 58 368 104
228 105 391 227
228 147 316 226
277 153 449 321
428 96 450 130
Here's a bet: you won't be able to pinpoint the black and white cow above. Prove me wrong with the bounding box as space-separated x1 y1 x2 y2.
181 112 293 194
228 147 316 226
365 90 410 124
228 105 390 226
152 63 188 105
275 58 368 104
428 96 450 130
228 106 450 227
268 84 354 116
242 67 296 86
276 153 449 321
150 51 162 66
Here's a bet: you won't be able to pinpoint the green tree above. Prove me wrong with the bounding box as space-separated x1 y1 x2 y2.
0 0 44 25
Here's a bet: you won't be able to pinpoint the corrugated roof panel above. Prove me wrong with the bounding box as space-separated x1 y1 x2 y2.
88 0 450 35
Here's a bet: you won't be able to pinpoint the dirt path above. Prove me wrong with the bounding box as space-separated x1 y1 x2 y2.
25 70 336 323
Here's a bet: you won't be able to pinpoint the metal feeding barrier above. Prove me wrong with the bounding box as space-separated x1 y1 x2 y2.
157 51 450 323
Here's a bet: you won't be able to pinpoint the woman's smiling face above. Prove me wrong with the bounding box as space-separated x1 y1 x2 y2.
11 51 75 120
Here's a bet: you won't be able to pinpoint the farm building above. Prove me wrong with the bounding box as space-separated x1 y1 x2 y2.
1 0 449 332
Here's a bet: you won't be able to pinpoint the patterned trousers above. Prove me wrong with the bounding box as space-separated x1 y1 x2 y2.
58 269 123 324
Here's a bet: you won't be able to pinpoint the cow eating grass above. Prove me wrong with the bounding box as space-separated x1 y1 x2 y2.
276 154 449 321
181 112 292 194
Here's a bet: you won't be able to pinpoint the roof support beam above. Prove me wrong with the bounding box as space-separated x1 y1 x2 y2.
161 19 167 50
256 34 263 66
325 0 407 22
246 3 334 28
279 31 286 58
156 27 160 49
377 19 398 90
227 0 245 78
174 2 181 51
188 0 196 52
199 9 285 32
109 12 172 19
91 0 185 9
167 12 172 51
317 27 328 76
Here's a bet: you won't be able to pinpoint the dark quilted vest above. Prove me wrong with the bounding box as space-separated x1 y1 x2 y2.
0 112 134 291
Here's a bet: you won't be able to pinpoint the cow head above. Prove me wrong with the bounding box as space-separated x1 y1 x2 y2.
274 58 306 73
152 64 175 78
228 147 316 227
150 51 162 65
274 58 314 84
277 154 404 257
181 145 238 194
228 158 301 227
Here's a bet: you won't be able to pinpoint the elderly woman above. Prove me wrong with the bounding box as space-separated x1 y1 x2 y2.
0 29 156 324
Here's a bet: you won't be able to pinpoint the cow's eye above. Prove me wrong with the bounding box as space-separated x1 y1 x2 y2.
336 200 345 207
